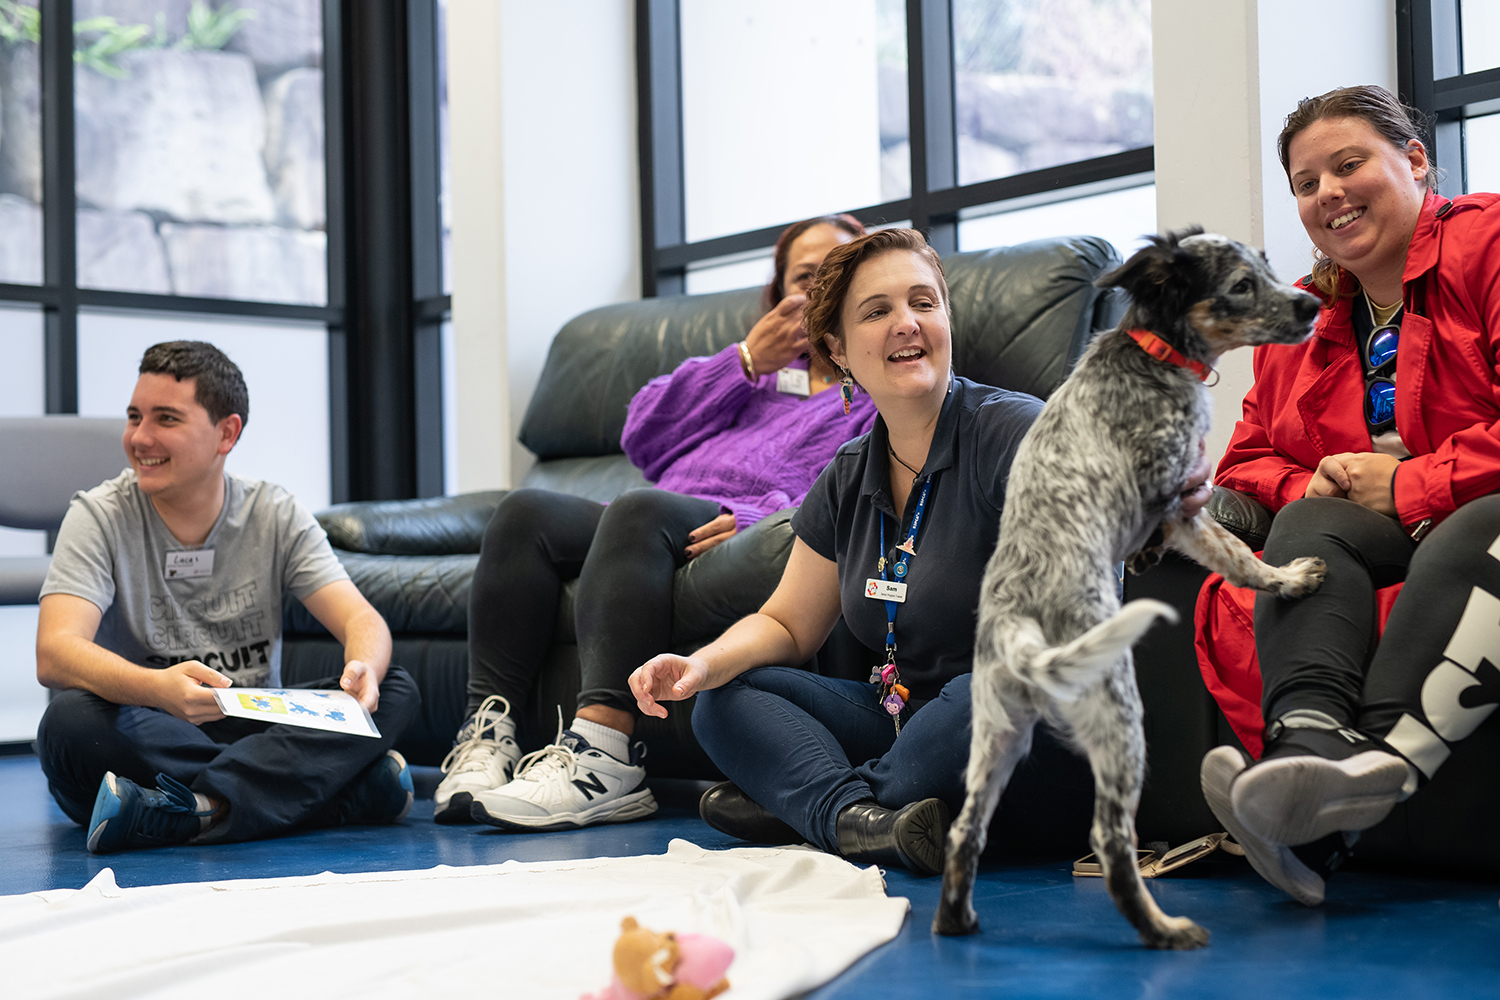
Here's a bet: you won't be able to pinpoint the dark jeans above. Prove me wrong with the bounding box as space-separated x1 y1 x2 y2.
466 487 721 719
36 667 420 843
692 667 1095 856
1257 495 1500 835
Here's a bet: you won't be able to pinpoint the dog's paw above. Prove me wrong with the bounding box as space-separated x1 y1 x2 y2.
1273 556 1326 598
1139 915 1210 951
932 900 980 937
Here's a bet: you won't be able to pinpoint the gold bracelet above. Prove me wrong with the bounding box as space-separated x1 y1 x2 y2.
736 340 756 381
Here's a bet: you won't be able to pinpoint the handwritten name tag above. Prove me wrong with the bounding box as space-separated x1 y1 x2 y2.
165 549 215 580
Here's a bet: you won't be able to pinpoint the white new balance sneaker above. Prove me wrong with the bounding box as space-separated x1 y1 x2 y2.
434 695 522 824
469 729 657 831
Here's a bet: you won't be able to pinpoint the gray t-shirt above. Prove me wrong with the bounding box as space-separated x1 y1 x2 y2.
41 470 349 687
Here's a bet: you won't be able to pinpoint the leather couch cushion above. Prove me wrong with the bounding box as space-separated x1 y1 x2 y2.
520 288 764 460
317 491 507 555
517 236 1125 462
286 550 476 635
520 455 650 503
945 236 1126 400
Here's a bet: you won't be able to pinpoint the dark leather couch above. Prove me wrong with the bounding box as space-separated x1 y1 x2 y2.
279 235 1238 844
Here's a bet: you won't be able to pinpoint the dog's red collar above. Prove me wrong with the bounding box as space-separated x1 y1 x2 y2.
1125 329 1217 384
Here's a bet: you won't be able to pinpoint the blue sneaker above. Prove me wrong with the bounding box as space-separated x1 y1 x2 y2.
321 750 414 827
87 772 212 854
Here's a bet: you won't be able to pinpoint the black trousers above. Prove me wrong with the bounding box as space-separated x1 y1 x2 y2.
36 667 420 843
1256 495 1500 861
465 487 721 720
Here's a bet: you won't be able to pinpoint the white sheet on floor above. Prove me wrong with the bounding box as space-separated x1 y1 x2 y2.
0 839 909 1000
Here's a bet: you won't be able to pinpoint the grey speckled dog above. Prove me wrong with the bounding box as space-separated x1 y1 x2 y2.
932 228 1327 949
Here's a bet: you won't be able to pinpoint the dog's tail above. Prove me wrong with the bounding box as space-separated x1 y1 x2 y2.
997 600 1179 703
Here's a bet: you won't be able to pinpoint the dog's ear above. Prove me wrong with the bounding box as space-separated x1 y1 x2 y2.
1095 227 1206 320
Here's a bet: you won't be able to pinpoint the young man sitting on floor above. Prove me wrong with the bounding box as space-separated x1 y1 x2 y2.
34 341 421 854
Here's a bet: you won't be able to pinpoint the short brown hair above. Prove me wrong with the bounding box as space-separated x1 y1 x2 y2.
761 214 867 311
1277 85 1435 301
139 341 249 427
803 228 948 374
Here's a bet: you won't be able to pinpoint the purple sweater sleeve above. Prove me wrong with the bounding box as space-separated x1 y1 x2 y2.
621 345 765 481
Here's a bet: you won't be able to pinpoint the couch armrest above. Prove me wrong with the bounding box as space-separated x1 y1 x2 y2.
316 491 507 555
1206 486 1273 550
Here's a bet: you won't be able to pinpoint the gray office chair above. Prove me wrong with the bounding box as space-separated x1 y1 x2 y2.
0 417 127 605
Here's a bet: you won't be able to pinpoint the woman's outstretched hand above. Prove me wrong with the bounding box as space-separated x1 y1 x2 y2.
743 293 811 375
630 654 710 718
686 513 737 558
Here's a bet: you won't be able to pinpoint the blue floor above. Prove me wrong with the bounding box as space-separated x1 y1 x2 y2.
4 753 1498 999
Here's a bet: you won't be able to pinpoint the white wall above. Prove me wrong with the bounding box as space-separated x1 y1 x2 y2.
446 0 641 491
1152 0 1395 470
75 311 332 512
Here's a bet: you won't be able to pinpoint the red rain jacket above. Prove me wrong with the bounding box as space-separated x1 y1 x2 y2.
1197 191 1500 755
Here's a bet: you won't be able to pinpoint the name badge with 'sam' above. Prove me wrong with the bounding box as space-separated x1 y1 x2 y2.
864 578 907 603
165 549 215 580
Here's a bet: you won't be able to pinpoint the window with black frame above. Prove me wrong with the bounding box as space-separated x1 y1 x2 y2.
1398 0 1500 198
639 0 1156 298
0 0 450 518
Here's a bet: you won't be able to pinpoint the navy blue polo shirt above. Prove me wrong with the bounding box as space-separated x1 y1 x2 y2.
792 376 1042 701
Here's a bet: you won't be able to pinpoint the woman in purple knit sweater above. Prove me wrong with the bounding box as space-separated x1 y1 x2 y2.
434 215 879 830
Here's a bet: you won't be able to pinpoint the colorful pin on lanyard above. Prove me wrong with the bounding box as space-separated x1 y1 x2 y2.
869 474 933 736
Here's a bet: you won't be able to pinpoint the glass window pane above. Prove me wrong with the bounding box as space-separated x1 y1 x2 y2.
684 251 774 297
78 310 331 511
952 0 1152 187
0 0 42 284
680 0 905 244
73 1 326 305
1464 113 1500 194
958 180 1156 262
1462 2 1500 76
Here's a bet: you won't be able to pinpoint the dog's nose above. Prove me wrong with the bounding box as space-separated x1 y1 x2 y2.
1293 290 1321 323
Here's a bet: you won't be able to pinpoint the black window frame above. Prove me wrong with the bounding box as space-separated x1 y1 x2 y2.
1398 0 1500 198
635 0 1156 297
0 0 449 503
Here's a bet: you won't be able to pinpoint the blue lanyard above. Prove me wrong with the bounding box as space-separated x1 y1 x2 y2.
878 474 933 663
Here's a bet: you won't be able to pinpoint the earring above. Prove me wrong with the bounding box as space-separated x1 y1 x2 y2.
839 371 855 416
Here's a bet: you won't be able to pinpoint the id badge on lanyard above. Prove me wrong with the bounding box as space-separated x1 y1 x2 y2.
864 475 933 735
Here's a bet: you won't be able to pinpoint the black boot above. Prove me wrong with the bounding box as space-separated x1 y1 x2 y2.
835 798 950 876
699 782 802 844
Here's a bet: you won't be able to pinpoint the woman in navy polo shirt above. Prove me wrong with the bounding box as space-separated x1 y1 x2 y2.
630 228 1212 873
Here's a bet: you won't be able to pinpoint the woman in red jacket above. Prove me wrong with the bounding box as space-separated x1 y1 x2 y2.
1201 85 1500 905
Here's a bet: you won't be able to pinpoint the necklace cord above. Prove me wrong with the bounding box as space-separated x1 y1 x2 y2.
888 444 921 482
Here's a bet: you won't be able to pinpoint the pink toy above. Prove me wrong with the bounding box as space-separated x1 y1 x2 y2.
582 917 735 1000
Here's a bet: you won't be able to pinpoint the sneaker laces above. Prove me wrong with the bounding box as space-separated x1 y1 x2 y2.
512 708 582 783
441 694 513 775
136 773 211 842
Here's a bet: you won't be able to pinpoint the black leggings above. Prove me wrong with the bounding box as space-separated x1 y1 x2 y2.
466 487 721 719
1256 495 1500 863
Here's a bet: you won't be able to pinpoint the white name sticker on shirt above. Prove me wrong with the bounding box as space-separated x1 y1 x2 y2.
864 578 907 603
164 549 215 580
776 367 810 397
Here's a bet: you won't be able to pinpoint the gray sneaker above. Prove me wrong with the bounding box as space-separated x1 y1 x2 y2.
1201 745 1351 906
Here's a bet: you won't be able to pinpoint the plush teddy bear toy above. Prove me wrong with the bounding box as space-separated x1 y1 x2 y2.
581 916 734 1000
